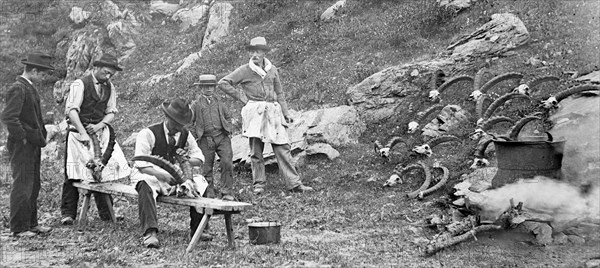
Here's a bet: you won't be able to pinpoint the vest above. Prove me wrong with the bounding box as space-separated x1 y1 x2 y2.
148 123 189 163
79 74 112 125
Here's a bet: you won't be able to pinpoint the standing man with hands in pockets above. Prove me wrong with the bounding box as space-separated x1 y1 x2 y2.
218 36 313 195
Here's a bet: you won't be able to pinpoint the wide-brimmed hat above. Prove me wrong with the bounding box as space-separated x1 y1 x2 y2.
93 53 123 71
193 74 217 86
21 52 55 70
246 36 271 52
161 98 192 125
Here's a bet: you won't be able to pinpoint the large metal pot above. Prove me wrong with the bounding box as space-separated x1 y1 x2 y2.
491 134 565 188
248 221 281 245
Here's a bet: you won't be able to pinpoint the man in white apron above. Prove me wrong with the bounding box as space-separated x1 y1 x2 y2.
60 53 131 225
218 37 313 195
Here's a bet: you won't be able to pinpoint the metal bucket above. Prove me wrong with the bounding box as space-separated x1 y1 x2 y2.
491 135 565 188
248 221 281 245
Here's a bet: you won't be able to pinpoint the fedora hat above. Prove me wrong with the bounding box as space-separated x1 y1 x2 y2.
246 36 271 52
193 74 217 86
93 53 123 71
161 98 192 126
21 52 55 70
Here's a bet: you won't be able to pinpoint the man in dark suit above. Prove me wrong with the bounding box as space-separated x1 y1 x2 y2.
1 52 54 237
191 74 235 201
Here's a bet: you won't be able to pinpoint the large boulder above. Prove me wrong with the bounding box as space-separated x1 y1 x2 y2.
438 0 477 11
320 0 346 22
448 13 530 59
103 1 142 62
549 95 600 187
53 27 104 103
201 2 233 51
150 0 180 17
172 2 210 31
345 58 460 123
69 7 91 25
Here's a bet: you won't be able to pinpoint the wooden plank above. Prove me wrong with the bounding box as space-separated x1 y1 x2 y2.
73 182 253 212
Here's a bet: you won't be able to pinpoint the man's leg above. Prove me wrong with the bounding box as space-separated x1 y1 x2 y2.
249 137 266 191
93 193 114 221
216 135 234 197
198 136 217 198
61 131 79 221
8 141 35 233
29 150 41 228
272 143 302 190
135 181 158 235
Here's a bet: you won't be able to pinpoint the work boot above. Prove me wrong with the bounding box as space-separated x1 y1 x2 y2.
143 231 160 248
222 194 235 201
13 231 37 238
30 225 52 234
61 216 75 225
290 185 313 193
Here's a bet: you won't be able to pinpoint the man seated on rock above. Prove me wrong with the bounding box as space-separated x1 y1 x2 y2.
130 98 212 248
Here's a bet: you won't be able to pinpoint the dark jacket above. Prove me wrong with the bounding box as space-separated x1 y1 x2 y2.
1 76 47 147
191 97 232 139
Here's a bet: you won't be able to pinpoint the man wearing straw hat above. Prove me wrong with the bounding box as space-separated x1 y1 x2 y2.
1 52 54 237
191 74 235 201
218 36 313 195
60 53 131 225
130 98 210 248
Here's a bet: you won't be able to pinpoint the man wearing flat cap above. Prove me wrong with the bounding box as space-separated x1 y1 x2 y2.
60 53 131 225
1 52 54 237
191 74 235 201
218 37 313 195
130 98 209 248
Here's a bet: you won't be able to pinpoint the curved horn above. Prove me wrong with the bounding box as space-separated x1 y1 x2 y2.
479 115 515 131
131 155 185 184
479 72 524 94
526 75 560 93
101 124 116 166
475 94 494 119
374 140 383 154
437 75 474 94
426 135 461 149
430 69 446 90
554 84 600 102
482 92 531 119
474 138 495 158
386 136 406 149
416 104 445 125
473 68 491 91
508 114 543 140
418 165 449 199
407 162 432 199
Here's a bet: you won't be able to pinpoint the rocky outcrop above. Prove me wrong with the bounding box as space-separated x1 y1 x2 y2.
69 7 90 25
346 58 459 123
320 0 346 22
448 13 530 59
438 0 477 10
421 105 471 140
172 2 210 32
201 2 233 51
103 1 142 62
150 0 180 17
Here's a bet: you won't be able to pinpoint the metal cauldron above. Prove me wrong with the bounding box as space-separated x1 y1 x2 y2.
491 133 565 188
248 221 281 245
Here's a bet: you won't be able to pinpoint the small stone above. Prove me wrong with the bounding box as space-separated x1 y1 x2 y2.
410 69 419 77
567 234 585 244
552 232 568 245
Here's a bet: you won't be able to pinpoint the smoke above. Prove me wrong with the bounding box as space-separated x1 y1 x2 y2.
477 176 600 232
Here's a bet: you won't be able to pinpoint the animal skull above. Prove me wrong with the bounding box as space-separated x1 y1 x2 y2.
407 121 419 133
428 90 440 101
378 148 391 158
469 129 485 140
469 158 490 169
383 174 402 187
513 84 530 95
412 144 432 157
541 96 558 109
469 90 483 101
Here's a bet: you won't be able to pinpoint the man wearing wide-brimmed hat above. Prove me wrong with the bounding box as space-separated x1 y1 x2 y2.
190 74 235 201
60 53 132 225
130 98 210 248
1 52 54 237
218 37 313 195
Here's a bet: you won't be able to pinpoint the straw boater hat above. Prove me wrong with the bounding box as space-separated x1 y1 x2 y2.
161 98 193 125
193 74 217 86
246 36 271 52
93 53 123 71
21 52 55 70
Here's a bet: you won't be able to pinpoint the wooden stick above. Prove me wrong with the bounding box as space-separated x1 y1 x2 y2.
425 224 502 255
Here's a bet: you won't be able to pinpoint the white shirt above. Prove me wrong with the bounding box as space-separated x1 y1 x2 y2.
64 73 118 115
133 122 205 169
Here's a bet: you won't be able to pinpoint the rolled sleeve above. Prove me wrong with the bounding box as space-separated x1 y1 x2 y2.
133 128 155 169
185 130 205 162
105 83 118 114
64 79 84 115
272 68 290 116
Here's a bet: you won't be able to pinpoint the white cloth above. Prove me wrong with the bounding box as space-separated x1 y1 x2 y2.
130 123 206 200
241 100 289 144
64 74 118 115
66 125 131 182
130 173 208 201
248 58 272 79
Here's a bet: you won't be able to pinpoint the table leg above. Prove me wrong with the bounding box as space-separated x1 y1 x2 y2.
186 213 210 253
78 192 92 226
224 213 235 249
104 194 116 223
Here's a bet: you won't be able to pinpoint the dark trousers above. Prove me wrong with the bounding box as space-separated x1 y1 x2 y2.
249 137 301 190
136 181 206 236
198 134 233 196
8 139 41 233
60 131 112 220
